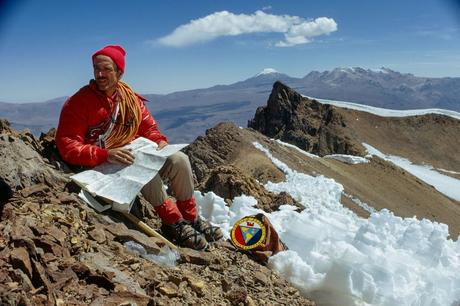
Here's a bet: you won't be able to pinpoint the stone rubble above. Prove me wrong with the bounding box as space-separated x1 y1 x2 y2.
0 119 314 305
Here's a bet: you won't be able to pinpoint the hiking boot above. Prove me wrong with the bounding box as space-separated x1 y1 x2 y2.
161 221 208 250
192 217 223 242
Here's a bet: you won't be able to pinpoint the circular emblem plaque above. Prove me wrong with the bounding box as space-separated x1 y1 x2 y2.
231 216 266 250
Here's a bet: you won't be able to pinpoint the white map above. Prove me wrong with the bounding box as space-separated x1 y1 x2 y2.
71 137 187 213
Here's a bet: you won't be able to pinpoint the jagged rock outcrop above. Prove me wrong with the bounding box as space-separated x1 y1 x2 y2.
0 120 314 305
184 122 303 212
248 81 460 173
248 81 366 156
198 165 298 212
0 119 68 192
184 86 460 238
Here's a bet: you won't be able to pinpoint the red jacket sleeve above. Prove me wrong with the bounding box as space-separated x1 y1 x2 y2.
55 97 109 167
137 99 168 144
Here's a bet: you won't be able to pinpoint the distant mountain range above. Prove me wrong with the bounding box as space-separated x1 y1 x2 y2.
1 67 459 143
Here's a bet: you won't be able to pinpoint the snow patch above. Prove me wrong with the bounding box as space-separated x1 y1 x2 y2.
255 68 279 76
363 143 460 201
304 96 460 121
274 139 319 159
343 192 377 214
195 142 460 306
324 154 369 164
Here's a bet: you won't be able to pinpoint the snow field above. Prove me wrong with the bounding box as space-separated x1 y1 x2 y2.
195 142 460 306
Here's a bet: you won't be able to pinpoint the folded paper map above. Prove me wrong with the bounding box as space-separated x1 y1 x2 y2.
71 137 187 213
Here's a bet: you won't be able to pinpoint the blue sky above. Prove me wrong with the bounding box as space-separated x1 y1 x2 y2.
1 0 459 102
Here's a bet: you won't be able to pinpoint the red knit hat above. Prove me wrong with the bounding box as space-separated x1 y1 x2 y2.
92 45 126 72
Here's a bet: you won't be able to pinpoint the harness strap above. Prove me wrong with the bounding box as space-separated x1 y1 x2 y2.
98 101 119 148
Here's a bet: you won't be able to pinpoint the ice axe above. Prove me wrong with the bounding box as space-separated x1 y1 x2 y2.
80 190 177 250
122 212 177 250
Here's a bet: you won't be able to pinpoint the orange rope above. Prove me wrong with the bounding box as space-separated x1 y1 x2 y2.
105 81 142 149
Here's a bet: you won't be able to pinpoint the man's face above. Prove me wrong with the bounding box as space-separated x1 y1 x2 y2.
93 55 122 95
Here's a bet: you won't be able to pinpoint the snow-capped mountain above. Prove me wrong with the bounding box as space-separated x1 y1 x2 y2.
1 67 459 143
225 68 297 89
298 67 460 110
255 68 279 76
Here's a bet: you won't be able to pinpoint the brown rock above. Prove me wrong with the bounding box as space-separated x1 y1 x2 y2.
46 226 67 245
105 222 163 254
185 275 205 295
20 184 50 198
245 296 257 306
179 248 212 265
71 261 115 292
31 258 54 302
0 126 68 191
89 291 151 306
158 282 179 298
129 263 140 271
88 228 107 244
33 237 65 257
253 271 268 286
0 236 6 251
10 223 35 242
13 268 35 292
168 274 183 286
10 247 32 278
49 266 78 281
226 287 248 305
221 278 233 292
57 193 78 204
137 265 157 284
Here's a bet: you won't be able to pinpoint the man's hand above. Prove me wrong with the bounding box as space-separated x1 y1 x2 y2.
107 147 135 165
157 140 168 150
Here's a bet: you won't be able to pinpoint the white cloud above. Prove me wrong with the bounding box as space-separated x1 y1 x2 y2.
156 10 337 48
276 17 338 47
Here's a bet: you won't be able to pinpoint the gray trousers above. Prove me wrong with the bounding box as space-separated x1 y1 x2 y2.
141 151 194 206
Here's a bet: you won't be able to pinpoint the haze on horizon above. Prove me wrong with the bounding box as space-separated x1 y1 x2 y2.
1 0 460 103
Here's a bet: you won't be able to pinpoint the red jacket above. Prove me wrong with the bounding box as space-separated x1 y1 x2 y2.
56 80 167 167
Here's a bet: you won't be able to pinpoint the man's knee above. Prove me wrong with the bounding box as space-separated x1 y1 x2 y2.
160 151 192 180
167 151 189 168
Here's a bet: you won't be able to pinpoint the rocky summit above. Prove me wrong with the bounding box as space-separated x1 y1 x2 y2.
248 81 365 156
0 118 314 305
249 82 460 172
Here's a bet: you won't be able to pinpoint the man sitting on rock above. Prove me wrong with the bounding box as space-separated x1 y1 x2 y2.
55 45 222 250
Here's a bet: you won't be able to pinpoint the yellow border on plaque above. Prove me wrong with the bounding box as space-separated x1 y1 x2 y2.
231 217 267 250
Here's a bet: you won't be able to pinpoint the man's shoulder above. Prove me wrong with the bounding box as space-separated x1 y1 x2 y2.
71 83 96 100
60 84 97 113
65 83 97 105
135 92 149 103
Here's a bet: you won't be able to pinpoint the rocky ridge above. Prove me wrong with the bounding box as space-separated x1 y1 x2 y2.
0 119 314 305
248 81 365 157
184 122 303 213
189 82 460 237
249 81 460 173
